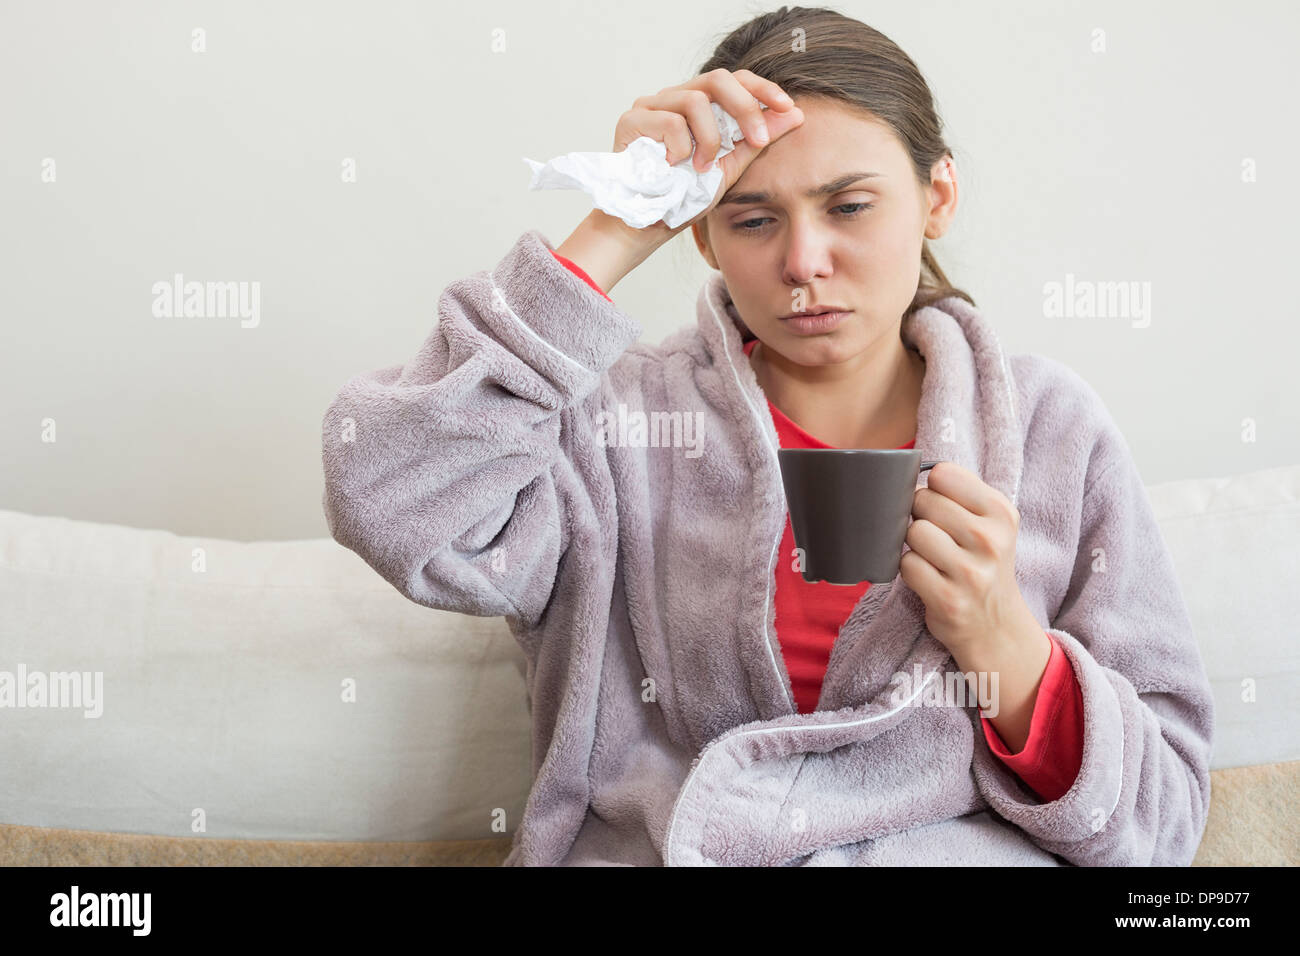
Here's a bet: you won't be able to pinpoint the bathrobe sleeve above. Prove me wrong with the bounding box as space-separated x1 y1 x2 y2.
321 229 642 626
969 409 1215 866
981 632 1085 802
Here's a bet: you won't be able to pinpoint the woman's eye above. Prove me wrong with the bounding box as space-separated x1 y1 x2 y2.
835 201 873 217
732 202 874 233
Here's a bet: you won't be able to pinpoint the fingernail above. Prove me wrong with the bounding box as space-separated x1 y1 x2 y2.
754 125 769 145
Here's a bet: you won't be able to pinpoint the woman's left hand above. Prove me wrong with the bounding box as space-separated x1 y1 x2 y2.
899 461 1035 656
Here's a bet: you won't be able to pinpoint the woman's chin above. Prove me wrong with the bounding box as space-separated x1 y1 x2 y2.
776 325 869 356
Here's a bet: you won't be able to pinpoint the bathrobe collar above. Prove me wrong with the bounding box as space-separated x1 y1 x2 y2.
695 270 1024 508
687 269 1026 722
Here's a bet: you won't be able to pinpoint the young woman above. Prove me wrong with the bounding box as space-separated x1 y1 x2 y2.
322 7 1214 866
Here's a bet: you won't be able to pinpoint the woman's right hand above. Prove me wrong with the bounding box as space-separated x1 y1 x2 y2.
613 69 805 239
557 70 803 292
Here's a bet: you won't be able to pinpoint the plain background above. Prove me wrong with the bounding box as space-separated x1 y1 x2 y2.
2 0 1296 541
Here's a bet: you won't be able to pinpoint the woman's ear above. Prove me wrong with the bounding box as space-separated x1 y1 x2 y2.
924 155 958 240
692 220 720 270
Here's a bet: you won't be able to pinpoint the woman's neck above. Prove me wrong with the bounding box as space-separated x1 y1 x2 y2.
750 337 926 449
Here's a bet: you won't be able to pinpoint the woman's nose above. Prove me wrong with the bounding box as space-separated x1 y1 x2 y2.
781 234 835 285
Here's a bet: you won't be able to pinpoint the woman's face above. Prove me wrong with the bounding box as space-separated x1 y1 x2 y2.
693 96 957 366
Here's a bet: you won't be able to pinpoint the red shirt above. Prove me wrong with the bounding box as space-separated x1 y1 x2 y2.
550 249 1084 803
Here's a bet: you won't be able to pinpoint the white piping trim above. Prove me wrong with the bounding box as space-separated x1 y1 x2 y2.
706 293 780 460
664 667 942 865
488 276 596 378
1109 728 1124 820
984 322 1023 508
705 291 788 711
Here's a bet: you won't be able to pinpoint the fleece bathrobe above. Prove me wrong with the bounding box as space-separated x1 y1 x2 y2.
320 228 1215 866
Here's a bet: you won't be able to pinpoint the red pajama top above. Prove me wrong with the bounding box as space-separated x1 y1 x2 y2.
551 249 1084 803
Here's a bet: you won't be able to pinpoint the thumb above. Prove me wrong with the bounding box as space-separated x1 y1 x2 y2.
762 103 806 144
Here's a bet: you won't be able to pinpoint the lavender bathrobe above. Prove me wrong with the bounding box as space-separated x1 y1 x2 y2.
321 229 1214 866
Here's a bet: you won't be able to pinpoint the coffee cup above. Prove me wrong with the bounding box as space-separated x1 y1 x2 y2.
776 449 942 585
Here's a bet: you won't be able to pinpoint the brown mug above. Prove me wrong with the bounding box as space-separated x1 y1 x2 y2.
777 448 942 585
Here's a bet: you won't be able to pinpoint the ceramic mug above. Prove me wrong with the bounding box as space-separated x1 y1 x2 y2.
777 448 942 585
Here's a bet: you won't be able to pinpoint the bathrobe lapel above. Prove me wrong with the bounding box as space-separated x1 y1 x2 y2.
693 271 1026 737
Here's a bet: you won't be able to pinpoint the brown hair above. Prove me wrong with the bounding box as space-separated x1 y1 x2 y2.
695 5 975 315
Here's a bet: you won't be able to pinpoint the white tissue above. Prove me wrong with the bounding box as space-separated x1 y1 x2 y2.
523 101 768 230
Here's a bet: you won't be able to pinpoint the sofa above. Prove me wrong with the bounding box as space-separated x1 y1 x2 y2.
2 463 1297 866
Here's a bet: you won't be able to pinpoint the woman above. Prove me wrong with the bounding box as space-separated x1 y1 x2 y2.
321 6 1214 866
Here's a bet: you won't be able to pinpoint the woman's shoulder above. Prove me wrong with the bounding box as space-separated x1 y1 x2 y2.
1011 352 1119 432
1011 351 1134 472
605 323 714 381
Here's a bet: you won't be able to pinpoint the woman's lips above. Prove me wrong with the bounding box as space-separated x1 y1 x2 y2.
779 310 851 334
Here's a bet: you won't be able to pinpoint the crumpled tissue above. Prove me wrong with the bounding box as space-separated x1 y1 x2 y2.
523 102 768 230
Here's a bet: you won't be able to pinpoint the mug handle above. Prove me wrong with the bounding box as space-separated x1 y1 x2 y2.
918 460 942 473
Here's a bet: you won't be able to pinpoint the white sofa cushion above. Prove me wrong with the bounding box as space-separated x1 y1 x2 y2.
1145 463 1300 769
0 509 532 841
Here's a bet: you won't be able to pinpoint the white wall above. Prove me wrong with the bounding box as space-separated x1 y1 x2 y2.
2 0 1295 540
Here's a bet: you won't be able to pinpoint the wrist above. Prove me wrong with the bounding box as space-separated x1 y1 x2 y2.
556 209 666 294
952 600 1046 674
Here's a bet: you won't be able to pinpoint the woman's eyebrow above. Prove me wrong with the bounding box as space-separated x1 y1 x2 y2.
718 172 883 206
